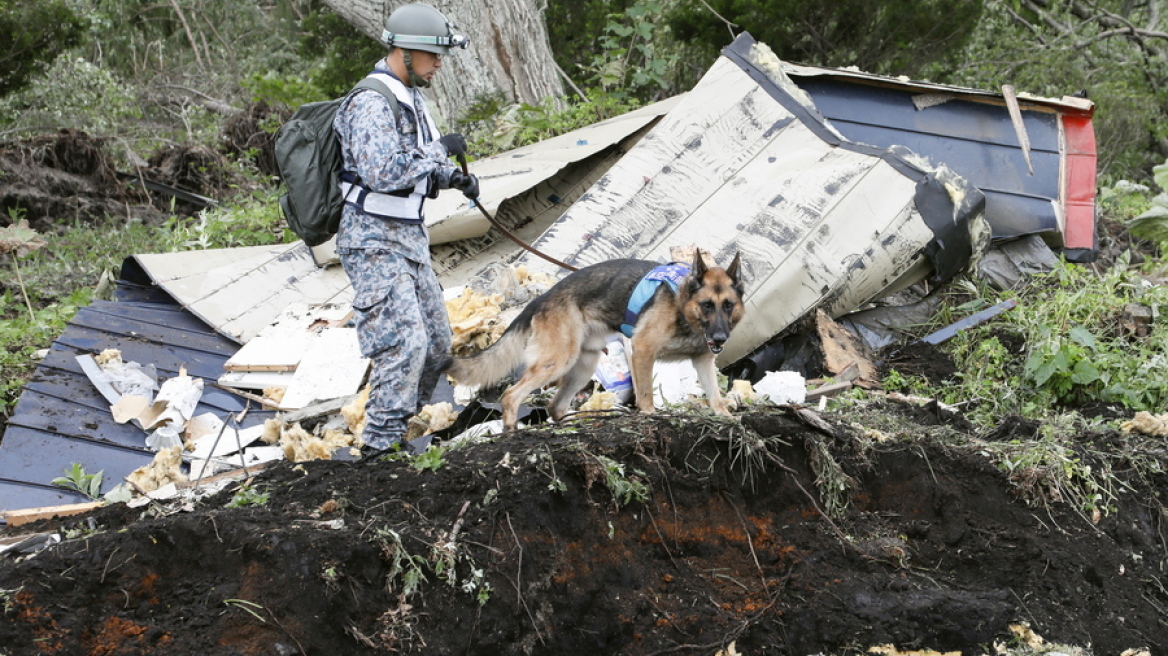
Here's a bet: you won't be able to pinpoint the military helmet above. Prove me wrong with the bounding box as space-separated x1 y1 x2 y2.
382 3 469 55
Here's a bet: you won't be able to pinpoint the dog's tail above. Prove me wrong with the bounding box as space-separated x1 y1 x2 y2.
447 323 530 388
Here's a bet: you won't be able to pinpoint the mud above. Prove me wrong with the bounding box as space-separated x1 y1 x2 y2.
1 404 1165 656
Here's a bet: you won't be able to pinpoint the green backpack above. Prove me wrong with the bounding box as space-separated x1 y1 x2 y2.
275 77 401 247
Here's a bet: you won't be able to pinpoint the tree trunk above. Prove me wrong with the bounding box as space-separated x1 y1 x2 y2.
321 0 566 128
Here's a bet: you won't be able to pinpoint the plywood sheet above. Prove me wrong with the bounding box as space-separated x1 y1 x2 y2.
277 327 369 410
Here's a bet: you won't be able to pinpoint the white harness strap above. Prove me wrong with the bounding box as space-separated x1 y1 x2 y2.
341 72 439 224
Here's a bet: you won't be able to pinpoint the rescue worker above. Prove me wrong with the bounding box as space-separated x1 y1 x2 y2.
333 3 479 456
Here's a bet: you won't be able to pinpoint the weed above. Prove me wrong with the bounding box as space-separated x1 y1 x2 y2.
1 586 22 614
938 259 1168 427
532 446 567 493
376 528 428 599
804 436 856 518
1125 158 1168 246
410 445 447 473
225 484 269 508
223 598 267 623
594 454 650 507
375 516 493 608
0 214 47 321
51 463 103 500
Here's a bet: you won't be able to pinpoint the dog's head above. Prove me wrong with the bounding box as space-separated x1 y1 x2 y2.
684 252 745 354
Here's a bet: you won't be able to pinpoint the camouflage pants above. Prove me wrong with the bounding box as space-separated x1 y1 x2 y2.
339 249 452 449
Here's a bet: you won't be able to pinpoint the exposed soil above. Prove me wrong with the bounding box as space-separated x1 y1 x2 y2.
0 121 272 234
2 126 1166 655
2 396 1166 655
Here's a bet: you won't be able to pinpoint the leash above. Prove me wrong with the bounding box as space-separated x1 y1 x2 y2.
457 154 578 273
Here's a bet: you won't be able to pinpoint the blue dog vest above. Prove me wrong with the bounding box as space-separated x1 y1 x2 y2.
620 262 691 337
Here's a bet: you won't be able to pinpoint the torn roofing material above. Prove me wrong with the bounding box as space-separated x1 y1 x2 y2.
423 94 684 246
781 61 1096 260
471 33 989 366
0 281 275 513
120 242 351 345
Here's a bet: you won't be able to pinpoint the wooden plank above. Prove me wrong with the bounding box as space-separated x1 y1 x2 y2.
2 501 104 527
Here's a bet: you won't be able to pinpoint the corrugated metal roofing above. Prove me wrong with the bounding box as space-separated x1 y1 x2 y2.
0 275 276 514
782 62 1097 257
492 34 989 365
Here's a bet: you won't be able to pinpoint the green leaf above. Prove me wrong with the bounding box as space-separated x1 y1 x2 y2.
1068 327 1096 348
0 220 48 258
1071 359 1101 385
1153 161 1168 192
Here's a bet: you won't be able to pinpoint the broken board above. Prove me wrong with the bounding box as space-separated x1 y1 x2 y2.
277 327 369 410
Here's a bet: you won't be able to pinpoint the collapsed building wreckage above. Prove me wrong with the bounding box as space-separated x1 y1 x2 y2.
1 34 1097 518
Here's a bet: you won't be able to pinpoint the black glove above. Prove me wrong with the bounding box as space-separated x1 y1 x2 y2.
450 170 480 199
438 133 467 157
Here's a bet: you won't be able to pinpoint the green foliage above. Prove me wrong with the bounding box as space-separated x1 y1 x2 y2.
298 8 386 99
240 72 326 110
595 454 650 507
410 445 447 473
51 463 104 500
377 528 429 598
488 93 644 153
666 0 982 77
987 416 1120 518
1127 160 1168 245
880 369 930 396
226 484 270 508
0 0 84 97
546 0 636 84
0 183 289 420
0 215 48 321
941 260 1168 426
80 0 309 86
582 0 676 99
0 56 140 137
0 286 92 419
158 187 290 251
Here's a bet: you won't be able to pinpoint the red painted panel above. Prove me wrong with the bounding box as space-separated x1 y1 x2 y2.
1062 116 1097 250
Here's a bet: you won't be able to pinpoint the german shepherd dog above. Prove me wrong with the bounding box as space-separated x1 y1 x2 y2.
447 252 745 430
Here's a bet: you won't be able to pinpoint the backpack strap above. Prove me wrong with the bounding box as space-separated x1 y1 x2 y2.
350 76 402 125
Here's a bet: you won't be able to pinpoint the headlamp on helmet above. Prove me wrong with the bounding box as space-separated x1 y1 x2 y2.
381 3 469 55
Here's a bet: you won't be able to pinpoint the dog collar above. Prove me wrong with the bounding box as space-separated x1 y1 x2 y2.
620 262 691 337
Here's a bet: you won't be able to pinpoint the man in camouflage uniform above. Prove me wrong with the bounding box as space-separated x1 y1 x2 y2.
333 3 478 454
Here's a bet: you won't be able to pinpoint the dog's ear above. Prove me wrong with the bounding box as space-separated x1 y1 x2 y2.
690 249 708 278
725 252 742 284
726 252 745 295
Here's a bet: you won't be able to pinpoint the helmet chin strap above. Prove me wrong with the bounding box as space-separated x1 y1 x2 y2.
402 50 431 88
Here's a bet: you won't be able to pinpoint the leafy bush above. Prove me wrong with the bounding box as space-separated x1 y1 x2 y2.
927 0 1168 184
942 259 1168 426
298 8 386 99
0 0 84 96
0 56 139 137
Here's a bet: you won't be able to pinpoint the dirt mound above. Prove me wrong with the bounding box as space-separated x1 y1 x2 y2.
2 407 1164 655
0 126 267 233
0 130 160 233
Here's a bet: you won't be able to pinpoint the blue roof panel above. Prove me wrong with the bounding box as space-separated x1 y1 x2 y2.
0 284 276 515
